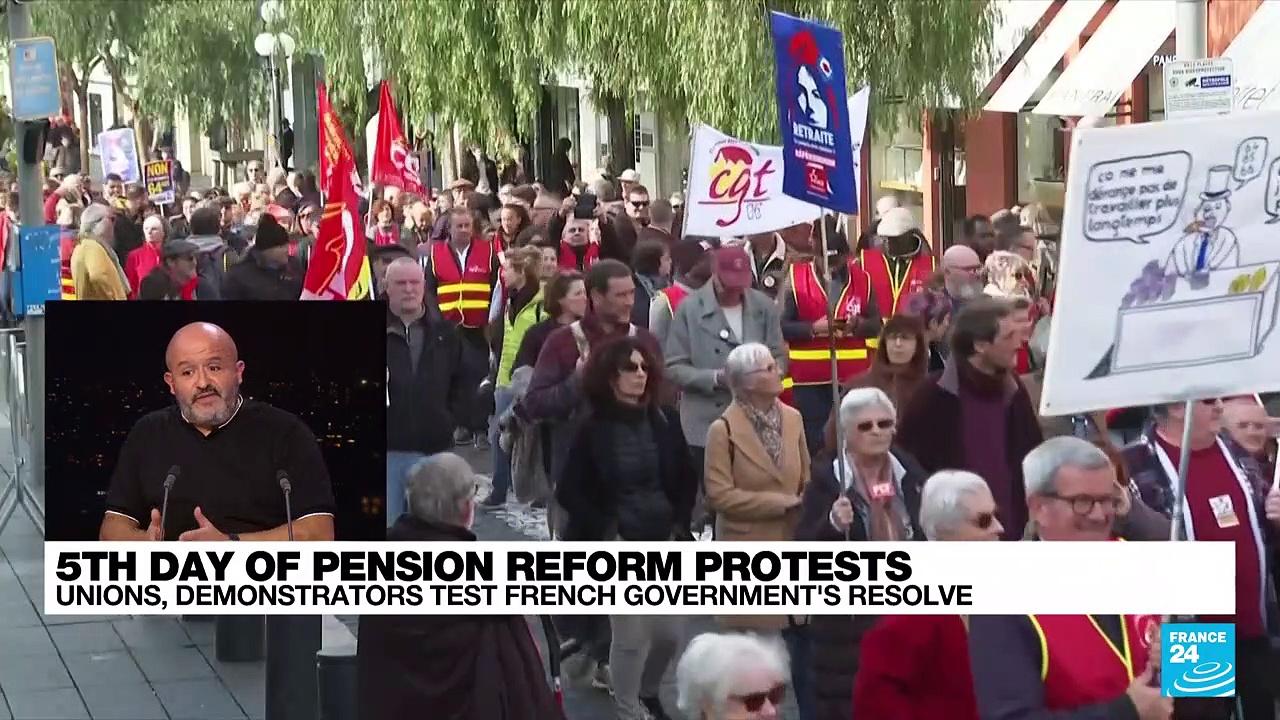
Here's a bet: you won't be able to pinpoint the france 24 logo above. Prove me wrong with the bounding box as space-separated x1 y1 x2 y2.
1161 623 1235 698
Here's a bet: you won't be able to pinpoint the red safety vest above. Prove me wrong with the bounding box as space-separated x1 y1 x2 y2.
59 232 76 300
786 260 872 386
1028 614 1158 711
430 238 494 328
858 248 934 316
559 241 599 271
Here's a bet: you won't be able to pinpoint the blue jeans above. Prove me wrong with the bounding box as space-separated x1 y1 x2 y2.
782 623 815 720
488 386 516 501
386 451 427 527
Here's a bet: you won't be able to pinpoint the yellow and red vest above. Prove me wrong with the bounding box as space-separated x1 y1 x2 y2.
858 248 934 316
59 232 76 300
786 260 872 386
430 238 494 328
1027 614 1158 710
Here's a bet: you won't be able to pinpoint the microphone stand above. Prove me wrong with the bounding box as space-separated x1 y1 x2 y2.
159 468 178 541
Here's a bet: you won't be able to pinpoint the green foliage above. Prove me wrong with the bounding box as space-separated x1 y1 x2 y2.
32 0 264 132
290 0 995 144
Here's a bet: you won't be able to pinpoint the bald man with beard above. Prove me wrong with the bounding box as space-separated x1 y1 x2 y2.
99 322 335 541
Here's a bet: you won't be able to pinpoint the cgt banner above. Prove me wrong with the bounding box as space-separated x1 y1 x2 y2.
770 11 857 214
683 125 820 237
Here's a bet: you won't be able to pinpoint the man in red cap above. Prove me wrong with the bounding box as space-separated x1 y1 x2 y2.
665 244 786 533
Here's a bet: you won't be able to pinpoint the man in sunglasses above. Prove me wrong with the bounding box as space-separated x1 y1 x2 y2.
1122 398 1280 719
970 437 1172 720
626 184 652 228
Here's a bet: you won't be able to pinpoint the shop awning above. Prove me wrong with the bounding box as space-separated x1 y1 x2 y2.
1223 0 1280 112
1032 0 1175 117
940 0 1054 109
985 0 1106 113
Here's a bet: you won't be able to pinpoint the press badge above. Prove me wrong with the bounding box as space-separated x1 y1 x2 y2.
869 483 895 500
1209 494 1239 529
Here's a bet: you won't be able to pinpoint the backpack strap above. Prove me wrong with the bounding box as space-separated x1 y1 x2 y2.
627 323 637 338
718 416 734 465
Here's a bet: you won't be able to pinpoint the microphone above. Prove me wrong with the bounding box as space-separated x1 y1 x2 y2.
159 465 180 541
277 470 294 541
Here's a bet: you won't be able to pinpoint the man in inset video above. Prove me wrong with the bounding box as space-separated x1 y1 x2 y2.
99 322 336 541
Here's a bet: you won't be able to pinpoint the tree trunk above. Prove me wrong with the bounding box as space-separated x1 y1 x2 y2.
76 84 91 173
603 94 634 177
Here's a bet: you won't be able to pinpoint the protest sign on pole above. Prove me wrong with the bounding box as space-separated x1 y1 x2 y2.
769 11 857 214
1040 110 1280 416
682 125 820 237
97 128 140 184
143 160 175 205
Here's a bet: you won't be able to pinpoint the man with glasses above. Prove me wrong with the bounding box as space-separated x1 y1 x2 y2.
1122 398 1280 720
969 437 1172 720
897 297 1043 539
940 244 983 311
626 184 652 228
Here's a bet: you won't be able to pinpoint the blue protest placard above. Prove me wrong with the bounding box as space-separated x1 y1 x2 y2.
769 12 857 214
8 37 62 122
15 226 63 317
1161 623 1235 698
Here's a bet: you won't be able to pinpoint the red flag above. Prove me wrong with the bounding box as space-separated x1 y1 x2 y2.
370 81 423 194
303 82 367 300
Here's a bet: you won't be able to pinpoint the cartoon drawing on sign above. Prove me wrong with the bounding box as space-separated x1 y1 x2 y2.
1086 138 1280 379
1166 165 1240 281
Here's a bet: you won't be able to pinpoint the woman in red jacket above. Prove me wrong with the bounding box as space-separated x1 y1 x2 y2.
851 469 1001 720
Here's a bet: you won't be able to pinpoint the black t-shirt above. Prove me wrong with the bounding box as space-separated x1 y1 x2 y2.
105 398 335 538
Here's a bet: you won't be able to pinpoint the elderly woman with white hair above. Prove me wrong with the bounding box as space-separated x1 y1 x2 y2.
794 386 927 720
358 453 560 720
851 471 999 720
71 203 129 300
703 342 810 715
676 632 791 720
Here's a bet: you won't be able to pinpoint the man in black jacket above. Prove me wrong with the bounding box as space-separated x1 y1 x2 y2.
385 257 466 526
358 453 560 720
221 214 304 300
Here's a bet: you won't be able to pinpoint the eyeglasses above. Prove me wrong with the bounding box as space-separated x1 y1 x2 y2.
628 200 650 209
734 684 787 712
1045 493 1123 516
620 360 648 374
1198 397 1223 406
856 419 895 433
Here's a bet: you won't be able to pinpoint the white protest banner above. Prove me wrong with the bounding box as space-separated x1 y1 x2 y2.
683 125 820 236
1041 110 1280 416
97 127 140 184
684 92 871 237
46 541 1232 616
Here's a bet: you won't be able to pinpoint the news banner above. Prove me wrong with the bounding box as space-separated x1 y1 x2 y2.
46 542 1234 616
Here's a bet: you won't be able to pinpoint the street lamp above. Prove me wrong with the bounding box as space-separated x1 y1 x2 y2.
254 29 295 169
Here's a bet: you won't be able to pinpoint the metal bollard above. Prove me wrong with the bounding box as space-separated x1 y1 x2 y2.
316 647 358 720
265 615 321 720
215 615 265 662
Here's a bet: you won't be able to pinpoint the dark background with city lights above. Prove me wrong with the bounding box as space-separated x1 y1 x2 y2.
44 301 387 541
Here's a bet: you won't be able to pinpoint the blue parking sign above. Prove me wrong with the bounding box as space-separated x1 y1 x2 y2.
1161 623 1235 698
8 37 62 122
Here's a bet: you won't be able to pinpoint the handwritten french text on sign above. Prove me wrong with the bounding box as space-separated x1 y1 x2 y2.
8 37 62 122
1041 111 1280 416
682 125 820 237
769 12 857 214
1165 58 1234 120
143 160 175 205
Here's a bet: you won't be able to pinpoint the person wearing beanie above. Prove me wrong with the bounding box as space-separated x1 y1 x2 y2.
221 213 305 300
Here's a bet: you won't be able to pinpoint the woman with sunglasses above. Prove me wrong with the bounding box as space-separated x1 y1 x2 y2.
676 632 791 720
794 387 926 720
852 470 999 720
555 335 695 720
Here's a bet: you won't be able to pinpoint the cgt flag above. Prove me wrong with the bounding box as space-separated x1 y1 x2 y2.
371 81 423 194
302 82 367 300
770 11 857 214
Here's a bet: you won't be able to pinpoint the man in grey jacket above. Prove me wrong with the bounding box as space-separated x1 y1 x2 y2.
665 245 786 533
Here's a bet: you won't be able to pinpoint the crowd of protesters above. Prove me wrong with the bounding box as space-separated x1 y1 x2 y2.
17 130 1280 720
